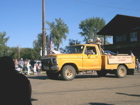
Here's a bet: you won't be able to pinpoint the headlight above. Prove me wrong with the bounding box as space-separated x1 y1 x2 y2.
52 58 58 65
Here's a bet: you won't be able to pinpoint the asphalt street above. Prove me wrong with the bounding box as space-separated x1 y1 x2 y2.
27 71 140 105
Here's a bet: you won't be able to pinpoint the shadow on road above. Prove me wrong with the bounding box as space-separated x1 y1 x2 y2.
31 98 38 102
27 75 48 80
116 92 140 97
27 73 116 81
88 103 114 105
75 74 116 79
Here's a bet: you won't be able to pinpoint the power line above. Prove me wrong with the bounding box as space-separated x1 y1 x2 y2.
74 0 140 11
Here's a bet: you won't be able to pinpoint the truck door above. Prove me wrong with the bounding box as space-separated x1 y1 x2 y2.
82 46 101 70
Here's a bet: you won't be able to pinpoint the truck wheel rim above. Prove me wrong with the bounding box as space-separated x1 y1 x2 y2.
66 69 73 78
119 68 125 76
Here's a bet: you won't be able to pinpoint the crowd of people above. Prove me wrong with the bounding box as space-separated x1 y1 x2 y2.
14 58 42 75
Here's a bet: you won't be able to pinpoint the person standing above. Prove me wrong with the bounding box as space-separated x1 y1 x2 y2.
136 59 139 73
95 37 104 54
33 63 37 75
26 60 31 75
37 62 41 75
14 59 20 72
18 58 25 74
88 39 94 44
30 59 35 72
0 56 32 105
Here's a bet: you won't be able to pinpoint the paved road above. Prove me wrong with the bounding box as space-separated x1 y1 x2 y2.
27 72 140 105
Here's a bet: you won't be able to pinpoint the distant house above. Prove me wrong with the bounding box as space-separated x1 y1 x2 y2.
97 14 140 59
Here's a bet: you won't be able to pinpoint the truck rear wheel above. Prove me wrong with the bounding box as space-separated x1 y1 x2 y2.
46 71 59 79
115 65 127 78
61 65 76 81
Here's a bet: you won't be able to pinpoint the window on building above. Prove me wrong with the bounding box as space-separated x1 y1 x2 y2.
116 34 126 42
123 34 126 41
130 32 137 42
116 35 122 42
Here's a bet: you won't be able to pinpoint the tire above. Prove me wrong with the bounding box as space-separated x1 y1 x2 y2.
97 70 107 77
115 65 127 78
46 71 59 79
61 65 76 81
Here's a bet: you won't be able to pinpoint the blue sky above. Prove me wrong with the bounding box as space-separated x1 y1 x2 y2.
0 0 140 48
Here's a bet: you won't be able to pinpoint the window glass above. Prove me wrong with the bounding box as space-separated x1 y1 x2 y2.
116 34 127 42
130 32 137 42
116 35 122 42
123 34 126 41
85 47 97 54
66 45 84 54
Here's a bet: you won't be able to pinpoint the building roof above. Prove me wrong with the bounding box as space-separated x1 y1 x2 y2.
97 14 140 35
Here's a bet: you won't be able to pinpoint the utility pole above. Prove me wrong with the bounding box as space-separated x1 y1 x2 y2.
42 0 46 56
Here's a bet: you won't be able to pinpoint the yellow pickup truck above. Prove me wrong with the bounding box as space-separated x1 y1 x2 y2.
41 44 135 80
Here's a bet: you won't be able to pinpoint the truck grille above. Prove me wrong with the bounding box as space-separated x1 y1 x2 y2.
42 59 52 66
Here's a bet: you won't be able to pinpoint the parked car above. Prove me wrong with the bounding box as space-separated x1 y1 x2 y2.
103 50 116 55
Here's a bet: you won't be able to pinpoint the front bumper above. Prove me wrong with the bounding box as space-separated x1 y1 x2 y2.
43 65 59 71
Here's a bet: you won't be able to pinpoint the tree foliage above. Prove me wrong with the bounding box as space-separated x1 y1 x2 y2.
20 48 39 60
33 33 43 49
47 18 69 50
59 39 81 53
33 33 49 48
7 47 40 60
0 32 10 57
33 33 49 59
68 39 81 46
79 17 106 43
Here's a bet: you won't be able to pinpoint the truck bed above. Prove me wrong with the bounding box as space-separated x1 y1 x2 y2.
101 55 135 70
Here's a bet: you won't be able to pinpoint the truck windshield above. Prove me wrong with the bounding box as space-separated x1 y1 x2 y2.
66 46 84 54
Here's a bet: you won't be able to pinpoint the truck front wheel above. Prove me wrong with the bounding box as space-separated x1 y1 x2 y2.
61 65 76 81
115 65 127 78
46 71 59 79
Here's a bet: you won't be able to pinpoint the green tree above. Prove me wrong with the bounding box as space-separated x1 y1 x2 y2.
33 33 42 49
8 46 41 60
33 33 49 57
20 48 40 60
9 47 19 59
68 39 81 46
79 17 107 43
47 18 69 50
59 39 81 53
33 33 49 49
0 32 10 57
